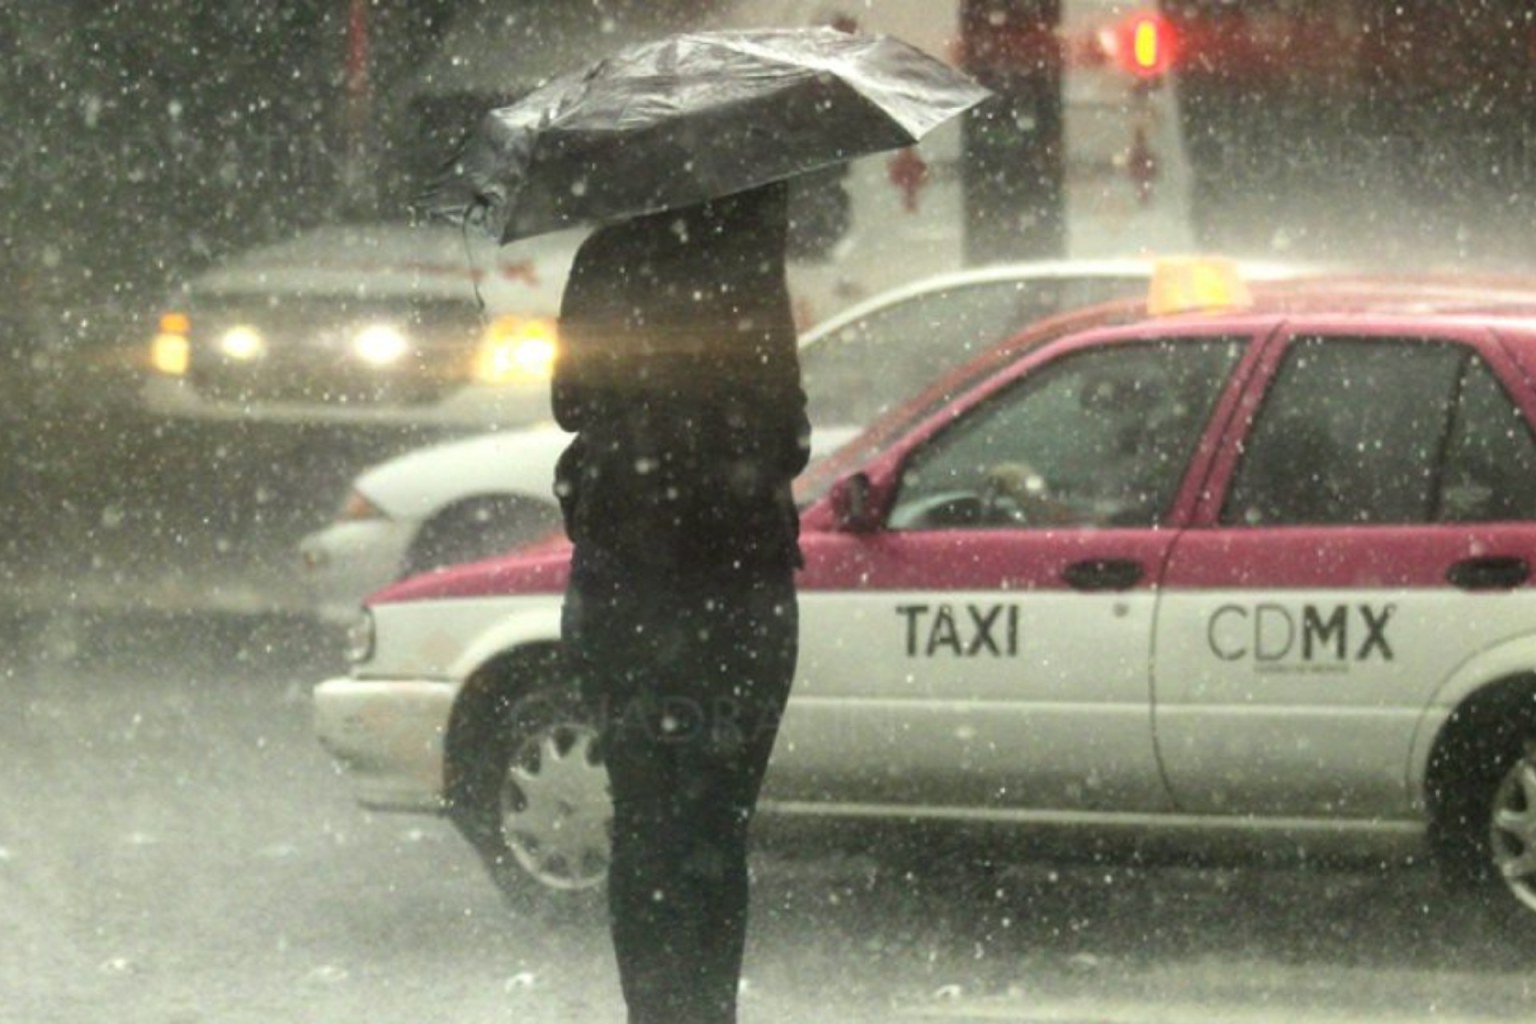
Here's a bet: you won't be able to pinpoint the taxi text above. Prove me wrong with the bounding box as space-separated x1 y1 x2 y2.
1207 602 1395 665
897 603 1021 657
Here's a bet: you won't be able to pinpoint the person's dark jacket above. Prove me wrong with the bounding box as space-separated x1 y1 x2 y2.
552 181 811 580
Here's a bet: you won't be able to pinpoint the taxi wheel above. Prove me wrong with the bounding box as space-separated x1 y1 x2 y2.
1484 739 1536 928
1429 711 1536 939
453 681 612 911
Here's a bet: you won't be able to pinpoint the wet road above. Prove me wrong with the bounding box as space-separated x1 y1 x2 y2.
3 613 1533 1024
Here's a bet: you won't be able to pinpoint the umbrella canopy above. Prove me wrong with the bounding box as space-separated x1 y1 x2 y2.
417 27 991 244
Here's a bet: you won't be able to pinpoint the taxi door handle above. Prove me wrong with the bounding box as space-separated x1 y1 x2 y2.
1062 558 1144 592
1447 556 1530 591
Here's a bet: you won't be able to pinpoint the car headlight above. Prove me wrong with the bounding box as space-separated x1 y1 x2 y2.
150 312 191 376
345 608 375 664
474 315 558 384
352 323 411 367
216 324 267 361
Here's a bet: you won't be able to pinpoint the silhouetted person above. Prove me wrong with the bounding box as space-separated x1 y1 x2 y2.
553 180 809 1024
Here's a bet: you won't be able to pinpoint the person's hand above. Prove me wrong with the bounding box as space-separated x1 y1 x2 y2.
981 462 1077 526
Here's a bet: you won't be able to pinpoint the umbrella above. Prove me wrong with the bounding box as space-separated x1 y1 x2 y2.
417 27 991 244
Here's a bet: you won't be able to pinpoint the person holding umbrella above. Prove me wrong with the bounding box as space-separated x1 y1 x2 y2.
555 177 806 1023
420 28 987 1023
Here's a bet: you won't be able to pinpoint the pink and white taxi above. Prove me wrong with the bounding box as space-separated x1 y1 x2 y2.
315 271 1536 935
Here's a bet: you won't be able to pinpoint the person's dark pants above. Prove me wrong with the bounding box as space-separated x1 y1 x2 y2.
562 559 797 1024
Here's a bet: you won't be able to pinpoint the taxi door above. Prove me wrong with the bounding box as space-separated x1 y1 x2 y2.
1153 327 1536 820
773 333 1254 815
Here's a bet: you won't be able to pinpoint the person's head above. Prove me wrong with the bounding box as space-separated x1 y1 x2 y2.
655 180 789 249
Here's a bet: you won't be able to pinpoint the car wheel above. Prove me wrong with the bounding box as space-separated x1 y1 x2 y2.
1430 706 1536 937
452 679 612 909
401 495 560 577
1487 742 1536 914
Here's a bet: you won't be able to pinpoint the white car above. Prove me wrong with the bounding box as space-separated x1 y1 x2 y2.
141 222 584 429
297 260 1168 621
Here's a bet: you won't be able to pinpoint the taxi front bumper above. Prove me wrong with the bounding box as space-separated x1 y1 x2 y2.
312 677 460 812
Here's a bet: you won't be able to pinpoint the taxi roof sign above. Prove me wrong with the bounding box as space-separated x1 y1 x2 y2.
1147 256 1253 317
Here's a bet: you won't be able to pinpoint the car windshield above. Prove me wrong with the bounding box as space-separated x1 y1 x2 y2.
11 2 1536 1022
799 272 1149 427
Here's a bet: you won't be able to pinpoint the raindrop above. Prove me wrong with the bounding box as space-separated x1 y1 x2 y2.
304 965 350 985
504 971 537 991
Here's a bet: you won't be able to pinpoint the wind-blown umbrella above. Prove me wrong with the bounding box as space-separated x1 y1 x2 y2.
417 27 991 244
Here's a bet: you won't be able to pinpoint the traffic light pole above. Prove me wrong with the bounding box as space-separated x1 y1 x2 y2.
958 0 1066 265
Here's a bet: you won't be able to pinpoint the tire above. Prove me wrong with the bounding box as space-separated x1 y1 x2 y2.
1429 702 1536 939
401 496 560 577
450 677 612 911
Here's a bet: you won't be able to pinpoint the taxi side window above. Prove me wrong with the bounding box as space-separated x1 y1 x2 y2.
889 338 1243 530
1438 356 1536 521
1221 337 1536 526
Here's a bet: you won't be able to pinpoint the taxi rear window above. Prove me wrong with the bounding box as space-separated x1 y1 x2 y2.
1223 336 1536 525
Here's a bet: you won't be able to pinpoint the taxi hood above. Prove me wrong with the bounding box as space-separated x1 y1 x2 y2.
368 534 573 605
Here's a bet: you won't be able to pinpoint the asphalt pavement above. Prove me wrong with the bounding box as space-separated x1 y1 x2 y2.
3 612 1534 1024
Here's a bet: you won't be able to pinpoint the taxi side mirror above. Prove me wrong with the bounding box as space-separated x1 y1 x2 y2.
830 472 879 534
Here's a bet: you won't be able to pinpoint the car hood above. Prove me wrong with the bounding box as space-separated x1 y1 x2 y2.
357 425 574 521
182 223 585 313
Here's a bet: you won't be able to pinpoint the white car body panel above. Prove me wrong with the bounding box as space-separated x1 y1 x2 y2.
771 589 1168 811
312 678 457 810
354 427 572 522
1404 631 1536 802
317 580 1459 834
366 596 561 683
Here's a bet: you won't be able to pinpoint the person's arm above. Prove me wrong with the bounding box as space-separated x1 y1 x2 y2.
783 372 812 478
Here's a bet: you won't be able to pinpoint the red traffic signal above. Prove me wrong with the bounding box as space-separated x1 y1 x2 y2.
1114 11 1176 78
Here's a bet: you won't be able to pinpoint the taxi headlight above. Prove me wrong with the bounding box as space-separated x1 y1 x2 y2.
352 323 410 367
217 325 267 362
345 608 375 664
474 316 558 385
150 311 191 376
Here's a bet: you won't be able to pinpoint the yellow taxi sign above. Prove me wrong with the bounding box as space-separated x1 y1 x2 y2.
1147 256 1253 317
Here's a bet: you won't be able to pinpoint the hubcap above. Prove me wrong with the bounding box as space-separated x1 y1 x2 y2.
500 720 612 890
1489 747 1536 912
